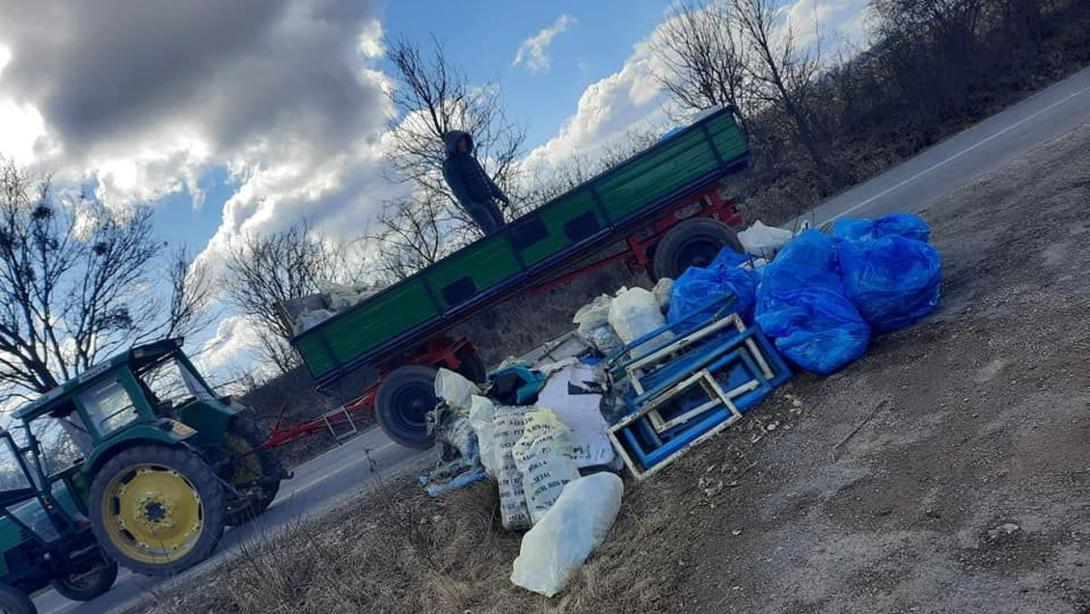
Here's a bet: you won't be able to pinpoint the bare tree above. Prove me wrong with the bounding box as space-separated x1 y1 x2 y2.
371 37 525 278
0 161 211 402
651 0 753 123
729 0 832 177
222 221 343 373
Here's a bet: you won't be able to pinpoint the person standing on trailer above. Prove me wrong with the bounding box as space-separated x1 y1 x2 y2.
442 130 510 234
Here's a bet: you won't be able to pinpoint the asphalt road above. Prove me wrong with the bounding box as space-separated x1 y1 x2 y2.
792 64 1090 227
35 63 1090 614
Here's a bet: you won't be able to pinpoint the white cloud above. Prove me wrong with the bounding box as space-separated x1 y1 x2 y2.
513 14 576 73
783 0 871 50
523 0 871 176
195 315 269 384
0 0 399 265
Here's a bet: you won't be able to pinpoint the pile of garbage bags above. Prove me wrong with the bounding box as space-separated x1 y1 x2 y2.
419 213 940 598
425 362 622 597
664 213 941 374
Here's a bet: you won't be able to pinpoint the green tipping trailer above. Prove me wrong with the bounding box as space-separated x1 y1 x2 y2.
291 107 751 447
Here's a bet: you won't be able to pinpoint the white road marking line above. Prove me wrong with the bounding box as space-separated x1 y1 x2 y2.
821 82 1090 225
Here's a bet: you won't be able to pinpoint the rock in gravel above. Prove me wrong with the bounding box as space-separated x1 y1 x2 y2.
987 522 1021 541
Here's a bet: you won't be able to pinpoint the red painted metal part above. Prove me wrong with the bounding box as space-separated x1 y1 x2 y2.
260 337 473 449
262 186 743 449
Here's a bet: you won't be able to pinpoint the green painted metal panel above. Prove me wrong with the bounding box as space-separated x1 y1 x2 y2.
176 400 237 447
513 188 602 265
0 518 21 577
596 129 720 220
295 333 336 378
424 234 522 310
708 115 747 161
297 279 436 378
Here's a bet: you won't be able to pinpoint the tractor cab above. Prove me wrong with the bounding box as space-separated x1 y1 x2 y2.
0 424 117 612
8 338 286 578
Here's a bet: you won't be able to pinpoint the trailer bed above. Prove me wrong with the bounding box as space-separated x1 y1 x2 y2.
293 107 750 386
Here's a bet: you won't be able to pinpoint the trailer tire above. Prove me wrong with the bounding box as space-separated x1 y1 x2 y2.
376 364 439 449
0 582 34 614
652 218 743 280
50 557 118 601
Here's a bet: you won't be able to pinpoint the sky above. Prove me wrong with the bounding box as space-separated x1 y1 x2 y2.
0 0 870 383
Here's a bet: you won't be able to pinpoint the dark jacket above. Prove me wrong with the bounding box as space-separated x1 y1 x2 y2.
442 131 508 209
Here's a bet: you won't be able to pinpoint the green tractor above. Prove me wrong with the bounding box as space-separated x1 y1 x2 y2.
0 424 119 614
7 338 287 577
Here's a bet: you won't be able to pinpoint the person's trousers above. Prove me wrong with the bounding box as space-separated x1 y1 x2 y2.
465 199 505 234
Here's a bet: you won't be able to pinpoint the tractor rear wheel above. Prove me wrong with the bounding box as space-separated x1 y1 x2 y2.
89 445 226 577
223 415 283 526
652 218 744 280
376 364 438 449
50 556 118 601
0 582 33 614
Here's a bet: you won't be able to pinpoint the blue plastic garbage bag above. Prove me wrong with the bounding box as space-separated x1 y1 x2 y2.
710 246 749 269
773 229 838 271
754 263 870 374
667 263 757 333
836 235 941 333
832 214 931 243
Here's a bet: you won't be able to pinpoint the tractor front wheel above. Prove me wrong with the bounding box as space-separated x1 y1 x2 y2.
89 445 226 577
376 364 439 449
50 556 118 601
223 415 284 526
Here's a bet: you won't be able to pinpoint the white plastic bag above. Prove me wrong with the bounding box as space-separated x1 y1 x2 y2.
738 220 794 259
468 395 499 476
573 295 623 356
434 368 480 412
510 473 624 597
493 405 532 530
535 365 613 469
608 287 673 351
513 410 581 524
652 277 674 312
293 308 335 335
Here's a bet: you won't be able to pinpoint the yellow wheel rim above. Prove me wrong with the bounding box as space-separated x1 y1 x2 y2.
102 464 204 564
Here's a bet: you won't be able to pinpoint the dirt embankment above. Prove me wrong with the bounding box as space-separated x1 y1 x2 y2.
139 117 1090 614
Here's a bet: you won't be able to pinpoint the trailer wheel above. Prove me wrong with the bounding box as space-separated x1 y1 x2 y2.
0 582 34 614
90 444 226 577
652 218 743 280
376 364 439 449
50 556 117 601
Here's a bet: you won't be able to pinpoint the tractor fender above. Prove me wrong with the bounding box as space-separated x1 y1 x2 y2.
82 420 197 477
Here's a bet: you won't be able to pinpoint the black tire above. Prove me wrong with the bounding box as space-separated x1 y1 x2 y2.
376 364 439 449
652 218 744 280
89 445 226 577
223 415 284 527
50 557 118 601
455 349 487 384
0 582 34 614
